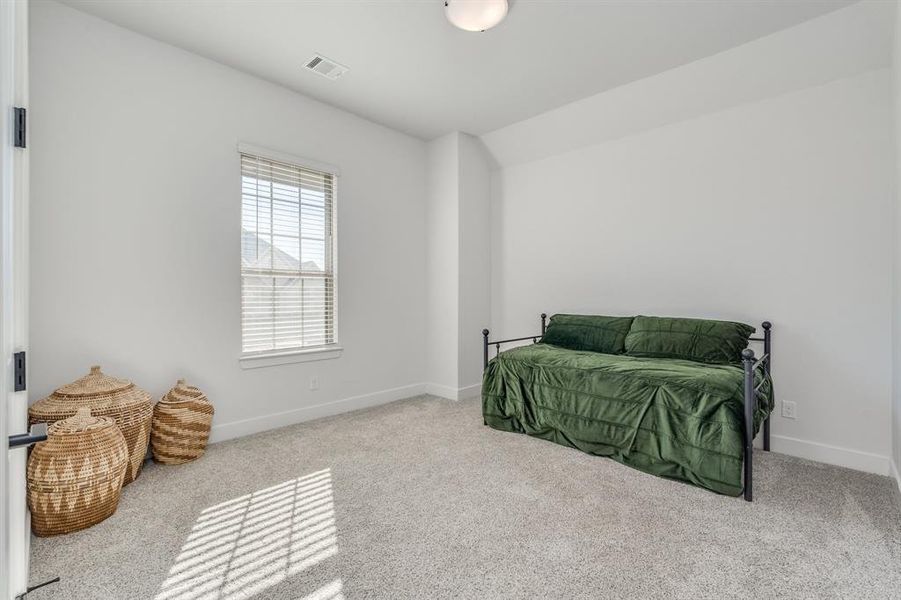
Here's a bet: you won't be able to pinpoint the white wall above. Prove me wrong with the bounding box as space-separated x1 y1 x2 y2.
892 0 901 491
486 4 895 474
425 133 460 393
424 132 491 398
29 1 428 440
457 134 491 391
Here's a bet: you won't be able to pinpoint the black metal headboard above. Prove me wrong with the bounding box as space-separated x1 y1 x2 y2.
481 313 547 370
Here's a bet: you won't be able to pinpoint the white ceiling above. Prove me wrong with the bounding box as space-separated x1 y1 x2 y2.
60 0 856 140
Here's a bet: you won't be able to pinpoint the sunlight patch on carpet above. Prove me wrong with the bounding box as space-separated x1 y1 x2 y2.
299 579 345 600
155 469 338 600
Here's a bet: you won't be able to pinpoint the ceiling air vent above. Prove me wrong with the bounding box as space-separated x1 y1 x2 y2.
304 54 349 80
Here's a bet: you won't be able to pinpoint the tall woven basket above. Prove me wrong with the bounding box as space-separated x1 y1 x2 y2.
27 408 129 537
151 379 214 465
29 366 153 485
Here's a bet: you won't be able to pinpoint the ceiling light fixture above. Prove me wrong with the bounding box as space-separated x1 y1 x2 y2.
445 0 508 32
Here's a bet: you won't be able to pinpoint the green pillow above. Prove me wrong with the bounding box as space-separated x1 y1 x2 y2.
541 314 634 355
624 316 755 364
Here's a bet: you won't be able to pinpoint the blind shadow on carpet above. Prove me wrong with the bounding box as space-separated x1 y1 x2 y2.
154 468 344 600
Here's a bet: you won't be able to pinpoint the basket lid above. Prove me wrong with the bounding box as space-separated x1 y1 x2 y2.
30 365 151 424
161 379 207 404
54 365 133 398
49 407 115 435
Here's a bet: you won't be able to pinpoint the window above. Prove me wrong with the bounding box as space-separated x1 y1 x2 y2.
240 145 338 361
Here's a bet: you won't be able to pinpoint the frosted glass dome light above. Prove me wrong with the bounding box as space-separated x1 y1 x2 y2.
445 0 509 32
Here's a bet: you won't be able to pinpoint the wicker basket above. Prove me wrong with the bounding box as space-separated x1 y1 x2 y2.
151 379 214 465
29 365 153 485
27 408 129 537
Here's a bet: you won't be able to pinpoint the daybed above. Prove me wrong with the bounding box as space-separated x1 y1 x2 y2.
481 314 774 501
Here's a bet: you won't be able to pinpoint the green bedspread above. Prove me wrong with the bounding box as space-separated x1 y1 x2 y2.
482 343 773 496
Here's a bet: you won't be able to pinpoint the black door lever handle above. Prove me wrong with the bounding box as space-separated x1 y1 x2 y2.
8 423 48 449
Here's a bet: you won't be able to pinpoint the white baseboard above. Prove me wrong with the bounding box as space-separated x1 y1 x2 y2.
210 388 893 483
770 434 891 476
209 382 427 443
423 382 481 401
456 383 481 399
423 382 457 400
210 381 482 444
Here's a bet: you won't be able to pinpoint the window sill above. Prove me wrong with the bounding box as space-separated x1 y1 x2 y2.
239 346 343 369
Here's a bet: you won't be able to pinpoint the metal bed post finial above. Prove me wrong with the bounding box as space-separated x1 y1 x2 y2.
761 321 772 452
482 329 490 370
741 348 756 502
541 313 547 336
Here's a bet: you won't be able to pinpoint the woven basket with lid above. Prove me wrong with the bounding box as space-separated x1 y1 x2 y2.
27 408 129 537
151 379 214 465
29 365 153 485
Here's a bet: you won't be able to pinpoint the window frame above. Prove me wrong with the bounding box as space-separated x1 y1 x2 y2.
237 142 341 368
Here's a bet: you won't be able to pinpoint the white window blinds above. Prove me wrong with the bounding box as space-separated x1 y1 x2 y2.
241 151 336 354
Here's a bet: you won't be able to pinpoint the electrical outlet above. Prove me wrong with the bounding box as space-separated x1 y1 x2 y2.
309 377 319 391
781 400 797 419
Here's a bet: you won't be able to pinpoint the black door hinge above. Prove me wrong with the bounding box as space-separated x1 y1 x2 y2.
14 107 26 148
13 351 25 392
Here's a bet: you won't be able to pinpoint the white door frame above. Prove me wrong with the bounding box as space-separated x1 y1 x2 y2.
1 1 30 598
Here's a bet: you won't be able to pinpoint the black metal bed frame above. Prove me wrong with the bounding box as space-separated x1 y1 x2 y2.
482 314 773 502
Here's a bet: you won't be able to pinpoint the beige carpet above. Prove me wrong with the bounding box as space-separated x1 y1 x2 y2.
28 395 901 600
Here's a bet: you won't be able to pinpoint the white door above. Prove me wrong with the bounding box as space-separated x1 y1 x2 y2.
1 1 30 598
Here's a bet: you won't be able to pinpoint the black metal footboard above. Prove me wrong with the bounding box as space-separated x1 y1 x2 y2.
742 321 773 502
